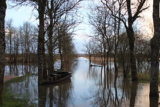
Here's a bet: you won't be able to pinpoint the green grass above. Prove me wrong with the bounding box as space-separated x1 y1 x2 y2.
1 74 37 107
5 73 36 84
137 72 150 82
137 72 160 83
1 89 34 107
126 72 160 83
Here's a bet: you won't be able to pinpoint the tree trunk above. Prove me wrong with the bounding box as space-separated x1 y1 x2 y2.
150 0 160 98
150 37 159 97
89 54 91 65
38 0 47 84
48 20 54 74
0 85 3 105
38 85 47 107
9 30 12 63
59 46 63 70
150 95 158 107
127 27 138 81
47 2 54 75
130 82 138 107
58 31 63 71
0 0 6 84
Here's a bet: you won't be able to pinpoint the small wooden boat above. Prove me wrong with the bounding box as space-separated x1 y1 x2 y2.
41 72 72 85
90 64 103 67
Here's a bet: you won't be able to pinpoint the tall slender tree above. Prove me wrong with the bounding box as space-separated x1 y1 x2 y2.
0 1 6 105
150 0 160 98
0 0 7 84
102 0 148 81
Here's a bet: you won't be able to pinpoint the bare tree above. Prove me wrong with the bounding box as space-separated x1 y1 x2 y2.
102 0 148 81
60 27 76 72
13 0 83 84
85 40 95 64
45 0 82 74
89 5 112 66
57 15 77 70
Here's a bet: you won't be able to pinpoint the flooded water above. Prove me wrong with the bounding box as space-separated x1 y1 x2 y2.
1 57 159 107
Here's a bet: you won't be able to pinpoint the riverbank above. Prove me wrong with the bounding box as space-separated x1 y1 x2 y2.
4 76 18 82
83 56 114 65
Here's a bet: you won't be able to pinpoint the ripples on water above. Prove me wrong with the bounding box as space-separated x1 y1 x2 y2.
2 57 159 107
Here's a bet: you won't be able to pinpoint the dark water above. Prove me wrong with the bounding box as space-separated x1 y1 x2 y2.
1 57 160 107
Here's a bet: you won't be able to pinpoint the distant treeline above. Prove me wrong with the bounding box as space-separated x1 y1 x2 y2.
5 53 77 64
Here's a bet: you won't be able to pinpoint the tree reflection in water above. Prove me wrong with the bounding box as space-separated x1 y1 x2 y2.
1 57 159 107
150 97 159 107
87 65 133 107
0 85 3 105
130 82 138 107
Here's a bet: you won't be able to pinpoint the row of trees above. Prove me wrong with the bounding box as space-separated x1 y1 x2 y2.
0 0 81 85
86 0 159 100
5 21 37 63
5 19 76 66
0 0 160 105
16 0 81 84
85 32 150 75
87 0 148 79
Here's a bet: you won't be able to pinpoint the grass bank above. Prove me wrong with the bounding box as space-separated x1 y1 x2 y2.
2 74 36 107
137 72 160 83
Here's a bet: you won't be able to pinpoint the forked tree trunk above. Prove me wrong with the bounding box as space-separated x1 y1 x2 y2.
0 0 6 84
150 0 160 98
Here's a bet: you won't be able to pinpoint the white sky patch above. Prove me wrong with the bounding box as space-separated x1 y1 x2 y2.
73 39 85 54
73 34 91 41
6 1 38 27
73 34 92 54
138 0 153 40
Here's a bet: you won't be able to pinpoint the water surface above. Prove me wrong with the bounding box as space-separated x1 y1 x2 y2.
1 57 159 107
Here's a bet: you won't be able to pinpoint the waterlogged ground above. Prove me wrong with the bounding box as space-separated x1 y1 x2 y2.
1 57 159 107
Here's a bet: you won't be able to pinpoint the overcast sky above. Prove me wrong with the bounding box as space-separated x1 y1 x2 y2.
6 0 153 54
